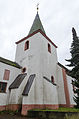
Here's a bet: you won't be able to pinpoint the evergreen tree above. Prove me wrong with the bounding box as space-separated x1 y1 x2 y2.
66 27 79 108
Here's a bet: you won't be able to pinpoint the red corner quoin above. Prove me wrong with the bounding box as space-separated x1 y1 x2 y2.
62 68 70 107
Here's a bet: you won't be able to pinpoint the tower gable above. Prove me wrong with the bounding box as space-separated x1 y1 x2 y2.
16 29 57 48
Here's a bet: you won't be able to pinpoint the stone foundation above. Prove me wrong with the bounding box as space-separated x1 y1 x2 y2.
6 104 21 111
0 104 74 115
0 104 21 111
59 104 74 108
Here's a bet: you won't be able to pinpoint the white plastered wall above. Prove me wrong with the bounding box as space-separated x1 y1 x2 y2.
56 65 66 104
43 79 58 104
15 33 44 104
40 33 58 104
16 32 59 105
9 75 28 104
0 62 21 106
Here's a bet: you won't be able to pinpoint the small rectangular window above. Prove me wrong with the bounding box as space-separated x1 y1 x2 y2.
51 76 54 84
3 69 10 80
0 82 7 93
24 41 29 51
48 43 51 53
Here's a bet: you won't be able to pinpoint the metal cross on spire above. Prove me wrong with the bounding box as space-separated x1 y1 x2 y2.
37 3 39 12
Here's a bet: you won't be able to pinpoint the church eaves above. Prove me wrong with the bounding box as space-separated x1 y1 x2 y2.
28 12 45 35
0 57 22 69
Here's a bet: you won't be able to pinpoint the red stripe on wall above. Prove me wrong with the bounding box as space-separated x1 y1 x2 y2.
21 104 59 115
62 68 70 107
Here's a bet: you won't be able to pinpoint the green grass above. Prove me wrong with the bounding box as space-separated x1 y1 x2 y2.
30 107 79 112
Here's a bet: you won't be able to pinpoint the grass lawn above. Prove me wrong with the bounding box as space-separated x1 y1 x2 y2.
31 107 79 112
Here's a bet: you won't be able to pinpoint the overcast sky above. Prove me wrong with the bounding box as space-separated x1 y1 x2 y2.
0 0 79 67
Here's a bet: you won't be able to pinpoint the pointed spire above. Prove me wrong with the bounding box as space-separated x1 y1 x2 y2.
28 12 46 35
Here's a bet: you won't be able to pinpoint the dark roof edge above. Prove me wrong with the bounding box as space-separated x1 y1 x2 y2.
16 29 57 48
0 57 22 69
58 62 69 72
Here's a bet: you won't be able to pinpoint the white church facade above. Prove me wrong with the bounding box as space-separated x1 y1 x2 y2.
0 12 75 115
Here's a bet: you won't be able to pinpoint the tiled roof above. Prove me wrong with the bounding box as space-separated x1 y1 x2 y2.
9 73 27 89
28 12 45 35
0 57 21 69
22 74 36 96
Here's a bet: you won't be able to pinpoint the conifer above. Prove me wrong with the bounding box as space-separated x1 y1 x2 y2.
66 28 79 108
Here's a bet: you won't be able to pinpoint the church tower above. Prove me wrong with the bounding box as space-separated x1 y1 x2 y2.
0 7 75 115
15 11 59 115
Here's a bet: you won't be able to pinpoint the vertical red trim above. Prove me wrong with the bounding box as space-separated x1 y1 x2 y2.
62 68 70 107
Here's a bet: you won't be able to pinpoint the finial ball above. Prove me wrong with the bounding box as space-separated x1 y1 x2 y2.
37 3 39 11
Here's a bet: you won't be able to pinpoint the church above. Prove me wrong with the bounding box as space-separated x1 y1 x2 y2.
0 11 75 115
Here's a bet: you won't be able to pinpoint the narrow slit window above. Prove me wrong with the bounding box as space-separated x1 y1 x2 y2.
24 41 29 51
51 76 54 84
3 69 10 80
0 82 7 93
48 43 51 53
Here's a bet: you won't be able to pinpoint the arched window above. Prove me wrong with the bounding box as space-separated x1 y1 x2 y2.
51 76 54 84
48 43 51 53
24 41 29 51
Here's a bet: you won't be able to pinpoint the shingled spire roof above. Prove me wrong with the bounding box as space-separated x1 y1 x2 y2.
28 12 45 35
